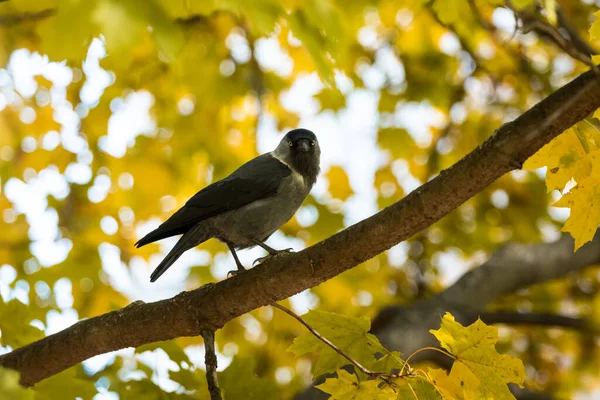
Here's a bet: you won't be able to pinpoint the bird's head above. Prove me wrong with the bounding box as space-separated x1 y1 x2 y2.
274 129 321 186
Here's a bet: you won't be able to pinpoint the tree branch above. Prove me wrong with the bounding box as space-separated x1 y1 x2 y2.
479 311 591 332
438 232 600 307
201 329 222 400
0 9 55 25
1 67 600 387
372 232 600 356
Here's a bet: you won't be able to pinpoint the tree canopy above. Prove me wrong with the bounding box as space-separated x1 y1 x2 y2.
1 0 600 399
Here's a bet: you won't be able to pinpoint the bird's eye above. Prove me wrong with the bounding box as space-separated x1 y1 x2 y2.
288 141 293 147
311 140 316 146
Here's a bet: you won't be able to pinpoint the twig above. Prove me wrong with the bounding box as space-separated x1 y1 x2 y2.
556 8 598 56
0 9 55 25
505 2 599 73
399 347 453 376
201 330 222 400
271 303 381 376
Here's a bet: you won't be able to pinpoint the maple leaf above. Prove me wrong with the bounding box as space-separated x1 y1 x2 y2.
316 369 395 400
287 310 387 377
524 125 600 249
523 128 591 192
429 313 526 400
554 175 600 250
590 10 600 41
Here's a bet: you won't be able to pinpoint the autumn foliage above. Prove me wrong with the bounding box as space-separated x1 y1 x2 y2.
1 0 600 399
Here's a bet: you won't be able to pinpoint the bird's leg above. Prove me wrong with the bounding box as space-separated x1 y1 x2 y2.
226 243 247 277
250 238 294 265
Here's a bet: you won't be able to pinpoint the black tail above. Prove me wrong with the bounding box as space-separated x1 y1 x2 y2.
149 226 208 282
136 227 183 248
150 247 185 282
150 249 185 282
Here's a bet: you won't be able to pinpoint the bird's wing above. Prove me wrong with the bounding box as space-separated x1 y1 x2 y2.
135 153 291 247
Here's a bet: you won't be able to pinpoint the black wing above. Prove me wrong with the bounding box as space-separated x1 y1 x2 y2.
135 153 291 247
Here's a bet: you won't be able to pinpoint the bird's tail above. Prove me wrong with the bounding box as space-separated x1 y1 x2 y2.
150 247 185 282
150 226 207 282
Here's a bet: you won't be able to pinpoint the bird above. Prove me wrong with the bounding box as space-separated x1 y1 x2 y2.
135 129 321 282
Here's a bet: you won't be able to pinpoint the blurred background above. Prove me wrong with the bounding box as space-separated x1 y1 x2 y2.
0 0 599 398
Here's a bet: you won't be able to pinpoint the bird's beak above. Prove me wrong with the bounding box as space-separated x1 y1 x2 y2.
296 139 311 153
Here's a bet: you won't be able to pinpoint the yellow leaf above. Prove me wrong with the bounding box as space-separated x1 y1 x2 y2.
314 88 346 112
511 0 535 8
430 368 464 400
544 0 557 25
429 313 526 400
590 11 600 41
554 174 600 250
326 166 354 201
523 128 591 192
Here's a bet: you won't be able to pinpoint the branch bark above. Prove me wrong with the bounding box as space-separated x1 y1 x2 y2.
479 312 591 332
201 330 222 400
1 68 600 387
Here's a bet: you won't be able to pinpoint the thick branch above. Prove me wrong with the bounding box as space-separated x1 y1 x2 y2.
479 312 591 332
1 68 600 387
439 233 600 307
373 232 600 355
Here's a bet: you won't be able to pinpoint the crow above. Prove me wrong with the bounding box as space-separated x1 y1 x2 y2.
135 129 321 282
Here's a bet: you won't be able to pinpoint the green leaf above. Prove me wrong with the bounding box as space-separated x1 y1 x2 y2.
429 313 526 400
37 0 182 63
0 300 44 348
219 358 281 400
288 9 335 86
0 367 34 400
33 366 96 400
378 128 416 160
395 378 442 400
135 340 191 365
371 351 404 374
316 369 395 400
287 310 387 377
36 0 96 61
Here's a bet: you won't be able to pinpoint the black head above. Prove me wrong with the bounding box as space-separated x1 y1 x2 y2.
274 129 321 186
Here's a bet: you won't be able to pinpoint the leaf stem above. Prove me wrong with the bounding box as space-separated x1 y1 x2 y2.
399 347 454 376
271 303 381 378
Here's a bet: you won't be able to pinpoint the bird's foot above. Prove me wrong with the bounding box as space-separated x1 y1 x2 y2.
227 267 246 278
253 248 294 265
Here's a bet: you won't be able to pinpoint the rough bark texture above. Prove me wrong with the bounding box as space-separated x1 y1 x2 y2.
1 68 599 387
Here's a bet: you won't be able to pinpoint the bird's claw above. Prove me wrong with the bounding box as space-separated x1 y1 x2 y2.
227 269 245 278
253 248 294 266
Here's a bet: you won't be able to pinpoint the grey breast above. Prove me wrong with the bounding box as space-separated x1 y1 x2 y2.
209 169 310 249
